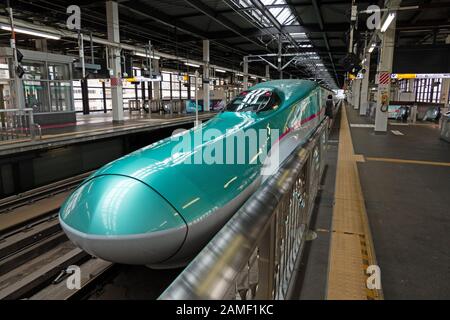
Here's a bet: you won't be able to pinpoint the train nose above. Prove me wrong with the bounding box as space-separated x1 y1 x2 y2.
59 175 187 265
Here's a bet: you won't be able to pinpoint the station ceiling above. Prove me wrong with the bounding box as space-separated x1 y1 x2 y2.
0 0 449 88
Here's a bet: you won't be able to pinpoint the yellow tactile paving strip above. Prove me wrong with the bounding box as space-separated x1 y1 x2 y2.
365 157 450 167
326 106 382 300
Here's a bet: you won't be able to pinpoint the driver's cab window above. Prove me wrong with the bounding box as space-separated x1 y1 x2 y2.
225 89 281 113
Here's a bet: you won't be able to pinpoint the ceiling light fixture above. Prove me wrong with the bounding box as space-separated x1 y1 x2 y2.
0 25 61 40
381 12 396 33
135 52 160 59
215 68 226 73
185 62 200 68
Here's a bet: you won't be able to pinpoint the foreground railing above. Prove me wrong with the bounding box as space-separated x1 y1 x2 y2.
440 113 450 142
0 108 40 142
159 119 329 300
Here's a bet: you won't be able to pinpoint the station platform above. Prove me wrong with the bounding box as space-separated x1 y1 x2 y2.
296 103 450 300
0 112 215 156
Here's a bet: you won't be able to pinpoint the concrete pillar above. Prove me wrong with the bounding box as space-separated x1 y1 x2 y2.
35 39 48 52
265 65 270 79
12 74 25 111
152 59 160 100
243 56 249 91
360 53 371 115
408 78 415 96
440 78 450 106
106 0 123 123
202 40 210 111
353 78 361 109
375 11 397 132
278 33 283 79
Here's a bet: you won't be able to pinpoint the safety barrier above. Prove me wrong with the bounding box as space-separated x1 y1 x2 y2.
159 118 329 300
0 108 40 142
128 100 141 113
137 100 186 114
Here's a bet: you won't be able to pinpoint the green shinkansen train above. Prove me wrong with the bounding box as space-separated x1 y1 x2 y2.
59 79 334 268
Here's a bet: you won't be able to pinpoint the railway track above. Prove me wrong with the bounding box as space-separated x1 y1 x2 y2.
0 173 179 300
0 172 118 300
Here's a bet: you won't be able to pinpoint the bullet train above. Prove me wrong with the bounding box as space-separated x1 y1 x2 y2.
59 80 334 268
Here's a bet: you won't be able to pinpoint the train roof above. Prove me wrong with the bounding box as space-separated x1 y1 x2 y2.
251 79 327 105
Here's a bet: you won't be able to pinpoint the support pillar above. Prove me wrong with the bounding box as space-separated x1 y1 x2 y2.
353 78 361 109
375 9 397 132
440 79 450 106
360 53 371 115
408 78 415 97
202 40 210 111
243 56 249 91
102 81 107 113
265 65 270 79
106 0 123 123
35 39 48 52
81 78 90 115
278 34 283 79
152 59 160 100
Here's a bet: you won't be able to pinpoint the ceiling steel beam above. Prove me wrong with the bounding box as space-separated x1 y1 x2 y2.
0 15 266 78
248 0 302 51
173 0 371 19
183 0 270 52
311 0 339 86
118 1 209 39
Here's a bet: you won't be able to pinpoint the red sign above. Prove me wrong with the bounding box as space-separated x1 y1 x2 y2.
378 72 390 85
110 77 120 87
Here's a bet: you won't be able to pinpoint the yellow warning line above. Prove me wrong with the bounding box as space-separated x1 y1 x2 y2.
365 157 450 167
326 105 383 300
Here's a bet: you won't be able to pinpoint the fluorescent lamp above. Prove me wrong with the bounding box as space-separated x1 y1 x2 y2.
135 52 160 59
0 25 61 40
290 32 306 38
185 62 200 68
381 12 395 32
368 43 376 53
215 68 226 73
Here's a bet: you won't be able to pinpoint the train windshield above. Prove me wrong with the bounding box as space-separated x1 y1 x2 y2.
225 89 279 113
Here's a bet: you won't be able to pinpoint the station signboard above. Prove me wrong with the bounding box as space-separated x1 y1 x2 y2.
391 73 450 79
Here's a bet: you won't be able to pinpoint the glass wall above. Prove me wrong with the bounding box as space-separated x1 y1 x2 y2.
22 61 74 113
72 69 231 112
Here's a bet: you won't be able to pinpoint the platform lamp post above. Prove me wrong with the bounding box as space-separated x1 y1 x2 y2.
194 70 199 127
6 1 25 112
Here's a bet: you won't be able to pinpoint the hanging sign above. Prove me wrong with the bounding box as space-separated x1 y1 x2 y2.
391 73 450 79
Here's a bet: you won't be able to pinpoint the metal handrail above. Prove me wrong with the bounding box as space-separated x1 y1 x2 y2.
159 119 329 300
0 108 33 113
0 108 39 141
